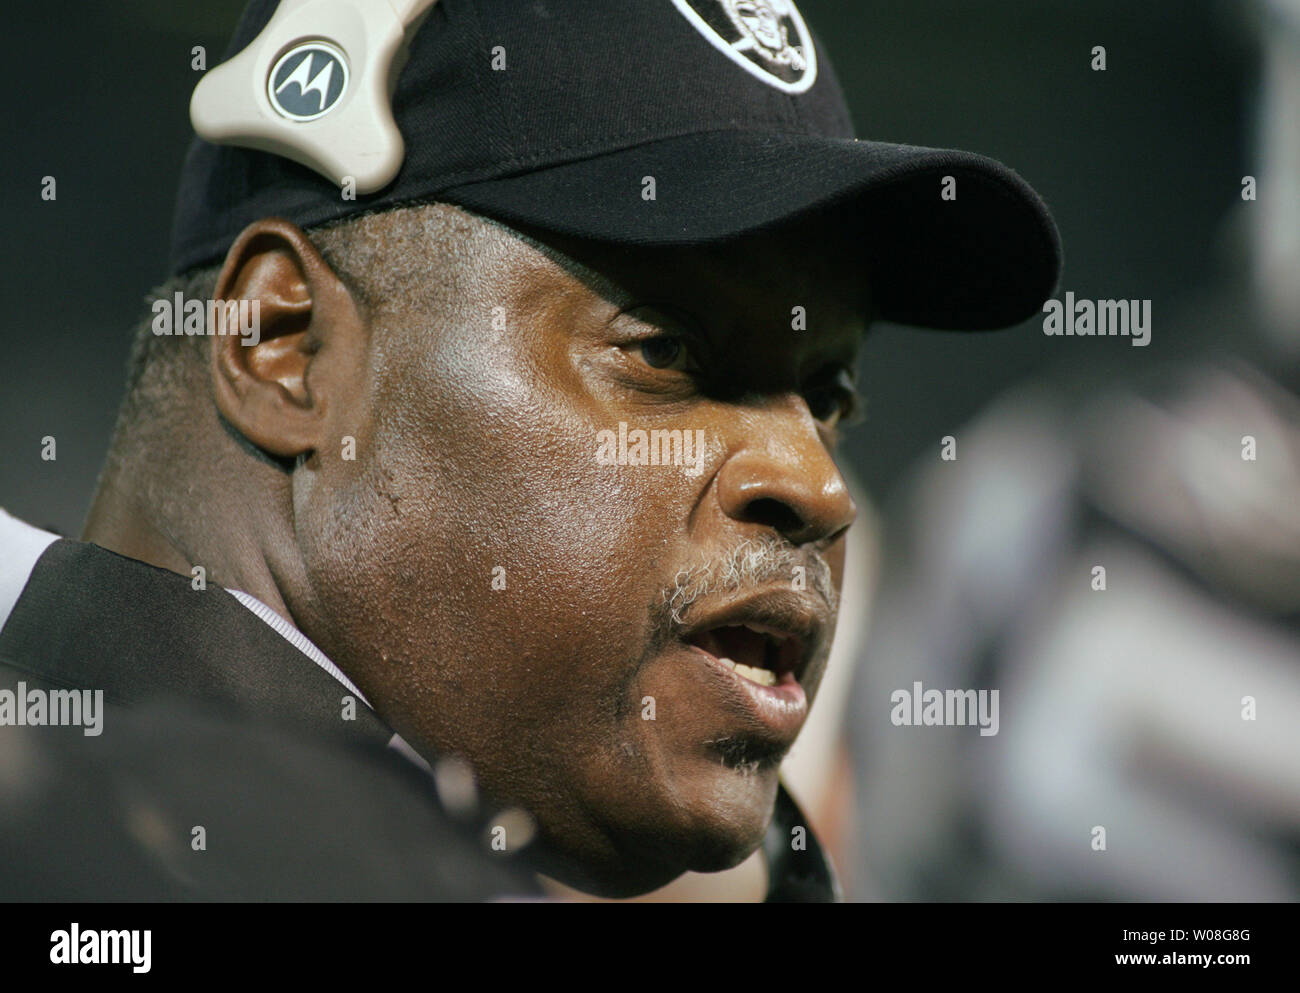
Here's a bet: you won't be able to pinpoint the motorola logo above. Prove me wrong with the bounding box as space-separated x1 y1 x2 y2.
268 41 349 122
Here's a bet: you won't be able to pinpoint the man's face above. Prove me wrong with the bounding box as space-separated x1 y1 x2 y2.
291 207 866 896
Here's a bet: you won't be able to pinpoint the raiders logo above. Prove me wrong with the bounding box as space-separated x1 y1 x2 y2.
672 0 817 94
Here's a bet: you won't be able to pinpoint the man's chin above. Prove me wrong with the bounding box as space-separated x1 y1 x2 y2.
536 834 764 900
534 767 779 899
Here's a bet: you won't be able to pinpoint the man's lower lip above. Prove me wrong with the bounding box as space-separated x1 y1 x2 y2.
683 644 807 739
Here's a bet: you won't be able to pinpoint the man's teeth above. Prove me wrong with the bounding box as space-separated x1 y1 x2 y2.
717 657 777 687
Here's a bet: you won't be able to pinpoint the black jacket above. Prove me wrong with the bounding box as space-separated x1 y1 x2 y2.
0 537 837 901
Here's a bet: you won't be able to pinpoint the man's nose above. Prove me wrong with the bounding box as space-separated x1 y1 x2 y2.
713 406 857 548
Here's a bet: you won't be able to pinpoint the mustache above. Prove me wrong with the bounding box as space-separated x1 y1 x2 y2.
658 534 838 631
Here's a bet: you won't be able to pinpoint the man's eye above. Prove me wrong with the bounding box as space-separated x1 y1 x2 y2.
636 335 691 371
804 370 863 426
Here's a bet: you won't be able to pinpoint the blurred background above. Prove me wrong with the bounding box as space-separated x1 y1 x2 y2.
2 0 1296 901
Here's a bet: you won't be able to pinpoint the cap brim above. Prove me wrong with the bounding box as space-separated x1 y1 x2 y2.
438 131 1061 330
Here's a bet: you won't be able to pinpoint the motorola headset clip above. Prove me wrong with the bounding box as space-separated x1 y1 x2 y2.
189 0 438 193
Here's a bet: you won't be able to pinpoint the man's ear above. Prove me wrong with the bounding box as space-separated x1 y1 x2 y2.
209 217 364 459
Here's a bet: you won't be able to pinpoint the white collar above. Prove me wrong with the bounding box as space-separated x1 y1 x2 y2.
226 588 370 707
0 507 60 632
226 588 434 776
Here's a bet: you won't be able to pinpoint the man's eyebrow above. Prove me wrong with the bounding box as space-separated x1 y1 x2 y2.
804 318 870 379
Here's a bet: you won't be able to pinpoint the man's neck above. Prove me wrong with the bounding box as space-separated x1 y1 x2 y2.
83 485 191 575
82 475 297 624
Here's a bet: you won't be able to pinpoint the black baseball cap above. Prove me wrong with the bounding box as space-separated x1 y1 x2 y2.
170 0 1062 330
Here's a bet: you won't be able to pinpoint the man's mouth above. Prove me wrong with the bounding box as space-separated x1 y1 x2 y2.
671 589 829 746
683 622 804 688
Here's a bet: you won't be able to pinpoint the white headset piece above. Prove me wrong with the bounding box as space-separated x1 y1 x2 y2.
190 0 440 193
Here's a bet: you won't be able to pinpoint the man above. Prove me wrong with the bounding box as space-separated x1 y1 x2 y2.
0 0 1059 900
